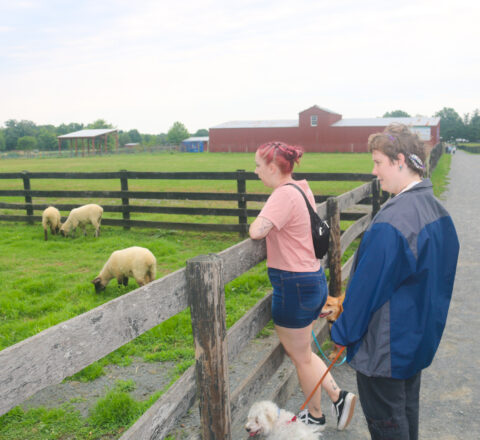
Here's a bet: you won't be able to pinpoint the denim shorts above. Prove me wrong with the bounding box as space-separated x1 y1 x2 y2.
268 267 328 329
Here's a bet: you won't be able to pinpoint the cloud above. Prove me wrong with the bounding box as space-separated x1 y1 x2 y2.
1 0 480 132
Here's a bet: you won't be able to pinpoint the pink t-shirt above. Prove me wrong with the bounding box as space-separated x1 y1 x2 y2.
259 180 321 272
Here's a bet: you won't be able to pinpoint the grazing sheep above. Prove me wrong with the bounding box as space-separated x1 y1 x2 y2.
91 246 157 293
42 206 62 241
60 204 103 238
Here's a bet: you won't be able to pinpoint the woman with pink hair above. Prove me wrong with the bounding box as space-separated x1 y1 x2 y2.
249 141 356 431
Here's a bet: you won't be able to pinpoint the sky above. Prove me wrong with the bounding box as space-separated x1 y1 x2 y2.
1 0 479 134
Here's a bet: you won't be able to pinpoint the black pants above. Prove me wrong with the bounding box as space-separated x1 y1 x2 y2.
356 370 421 440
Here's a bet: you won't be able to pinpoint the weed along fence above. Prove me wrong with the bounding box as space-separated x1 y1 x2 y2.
0 176 380 439
0 170 374 234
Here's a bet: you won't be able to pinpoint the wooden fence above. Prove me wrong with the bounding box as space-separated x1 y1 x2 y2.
0 170 374 234
0 177 380 439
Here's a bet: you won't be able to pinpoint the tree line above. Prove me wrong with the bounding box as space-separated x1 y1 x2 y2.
383 107 480 143
0 119 206 152
1 106 478 152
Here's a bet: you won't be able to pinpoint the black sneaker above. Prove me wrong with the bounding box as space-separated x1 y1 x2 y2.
297 409 326 430
331 390 356 430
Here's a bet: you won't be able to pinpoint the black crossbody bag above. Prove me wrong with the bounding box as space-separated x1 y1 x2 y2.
286 183 330 259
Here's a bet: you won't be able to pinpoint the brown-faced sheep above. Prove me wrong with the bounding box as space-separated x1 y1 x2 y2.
42 206 62 241
91 246 157 293
60 204 103 238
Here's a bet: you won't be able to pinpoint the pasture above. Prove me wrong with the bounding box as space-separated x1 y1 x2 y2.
0 151 450 439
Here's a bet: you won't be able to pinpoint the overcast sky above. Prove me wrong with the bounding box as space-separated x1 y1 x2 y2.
1 0 479 134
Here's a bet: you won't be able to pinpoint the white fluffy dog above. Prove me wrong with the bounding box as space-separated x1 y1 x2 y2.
245 401 322 439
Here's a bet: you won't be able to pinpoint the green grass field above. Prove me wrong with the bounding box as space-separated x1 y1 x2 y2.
0 151 452 439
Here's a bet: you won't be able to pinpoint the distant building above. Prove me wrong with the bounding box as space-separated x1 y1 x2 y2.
180 136 209 152
208 105 440 152
57 128 118 154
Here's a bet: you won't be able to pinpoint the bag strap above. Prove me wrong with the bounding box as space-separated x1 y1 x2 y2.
284 183 318 217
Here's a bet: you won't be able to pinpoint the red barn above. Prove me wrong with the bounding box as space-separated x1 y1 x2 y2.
208 105 440 153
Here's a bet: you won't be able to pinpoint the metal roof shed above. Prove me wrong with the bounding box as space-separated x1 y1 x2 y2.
57 128 118 155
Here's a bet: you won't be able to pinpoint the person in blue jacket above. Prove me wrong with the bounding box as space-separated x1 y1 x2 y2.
331 124 459 440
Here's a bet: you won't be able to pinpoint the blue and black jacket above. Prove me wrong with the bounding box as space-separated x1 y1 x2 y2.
331 179 459 379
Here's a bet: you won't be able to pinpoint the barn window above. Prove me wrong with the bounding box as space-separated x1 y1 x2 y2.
311 115 318 127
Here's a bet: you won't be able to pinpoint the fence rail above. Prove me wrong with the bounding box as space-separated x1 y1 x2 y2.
0 170 374 234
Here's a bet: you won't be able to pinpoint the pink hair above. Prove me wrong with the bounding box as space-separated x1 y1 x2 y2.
256 141 304 174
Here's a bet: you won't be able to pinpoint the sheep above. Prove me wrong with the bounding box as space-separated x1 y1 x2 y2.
91 246 157 293
60 204 103 238
42 206 62 241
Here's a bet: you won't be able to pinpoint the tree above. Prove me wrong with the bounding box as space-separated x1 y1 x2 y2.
4 119 37 150
383 110 411 117
193 128 209 136
466 109 480 142
435 107 464 141
37 128 57 150
87 119 113 129
57 122 84 135
167 122 189 145
17 135 37 150
127 129 141 143
0 130 5 151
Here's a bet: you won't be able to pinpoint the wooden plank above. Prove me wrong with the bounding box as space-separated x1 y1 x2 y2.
0 215 43 223
293 172 373 181
340 213 371 254
341 254 355 282
0 190 248 201
187 255 231 440
217 238 267 285
0 202 257 218
336 181 373 212
340 212 368 221
327 198 342 298
121 366 197 440
230 342 286 420
0 268 188 417
120 294 273 440
315 200 327 219
0 171 372 181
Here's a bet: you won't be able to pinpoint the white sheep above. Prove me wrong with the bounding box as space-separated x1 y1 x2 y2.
60 204 103 238
42 206 62 241
91 246 157 292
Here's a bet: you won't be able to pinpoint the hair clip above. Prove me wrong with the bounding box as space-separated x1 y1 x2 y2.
387 134 396 142
408 154 425 170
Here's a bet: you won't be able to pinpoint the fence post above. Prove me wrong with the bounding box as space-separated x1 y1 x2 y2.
120 170 130 230
327 197 342 298
371 178 381 218
186 254 232 440
236 169 248 238
21 170 34 224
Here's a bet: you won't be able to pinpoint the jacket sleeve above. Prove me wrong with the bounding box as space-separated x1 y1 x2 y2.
331 222 415 347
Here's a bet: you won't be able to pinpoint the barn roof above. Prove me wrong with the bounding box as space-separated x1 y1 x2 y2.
57 128 118 139
211 120 298 129
332 117 440 127
182 136 209 142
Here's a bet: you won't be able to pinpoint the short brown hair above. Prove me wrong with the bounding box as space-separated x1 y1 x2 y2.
368 124 426 176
